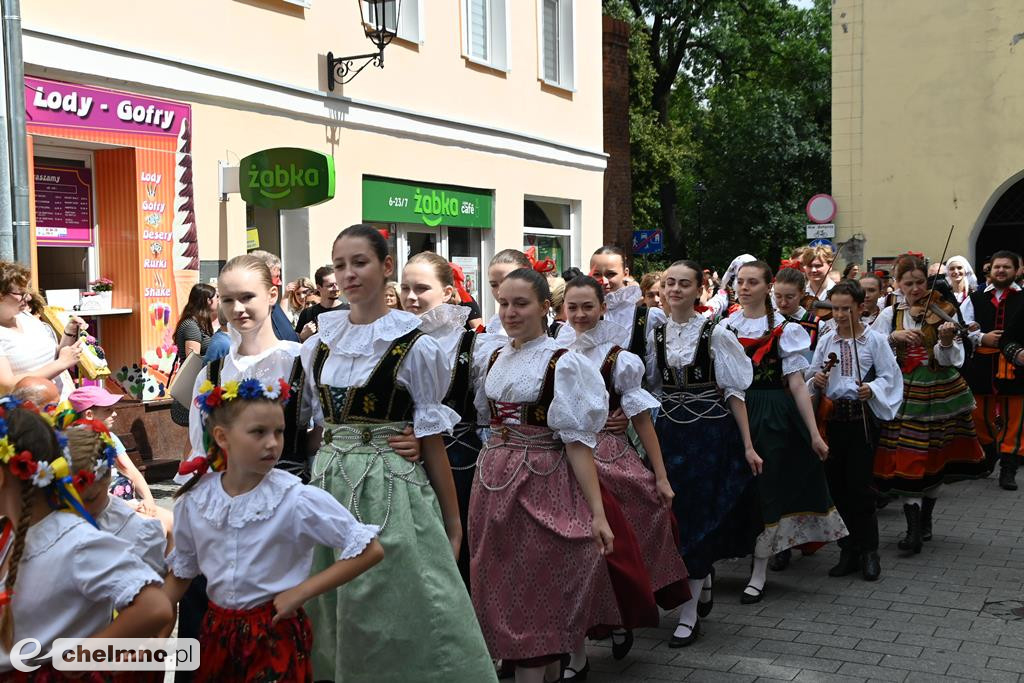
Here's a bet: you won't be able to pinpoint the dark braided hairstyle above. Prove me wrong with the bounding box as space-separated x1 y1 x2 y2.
0 407 62 650
739 261 776 333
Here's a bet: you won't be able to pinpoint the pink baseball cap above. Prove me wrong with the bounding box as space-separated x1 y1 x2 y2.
69 385 123 413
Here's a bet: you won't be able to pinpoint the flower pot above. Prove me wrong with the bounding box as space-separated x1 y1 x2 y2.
95 291 112 309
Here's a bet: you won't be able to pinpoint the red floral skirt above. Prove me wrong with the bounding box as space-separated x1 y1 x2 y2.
196 601 312 683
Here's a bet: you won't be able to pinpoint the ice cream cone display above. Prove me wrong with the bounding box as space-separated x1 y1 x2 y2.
41 306 111 380
173 119 199 273
173 269 199 314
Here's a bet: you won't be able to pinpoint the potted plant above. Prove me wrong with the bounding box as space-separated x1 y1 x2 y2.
88 277 114 309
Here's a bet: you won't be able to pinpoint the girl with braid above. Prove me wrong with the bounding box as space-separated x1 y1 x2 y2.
721 261 847 604
0 397 172 676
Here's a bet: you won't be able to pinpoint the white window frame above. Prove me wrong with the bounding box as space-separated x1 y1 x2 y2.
462 0 510 72
32 143 99 284
523 195 578 278
537 0 575 91
364 0 423 44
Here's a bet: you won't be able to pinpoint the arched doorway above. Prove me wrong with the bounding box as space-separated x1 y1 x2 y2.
976 177 1024 271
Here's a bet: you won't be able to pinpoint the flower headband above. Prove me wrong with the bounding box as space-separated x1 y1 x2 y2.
179 377 292 478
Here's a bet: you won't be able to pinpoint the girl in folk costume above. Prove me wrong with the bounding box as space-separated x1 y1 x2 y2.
470 268 618 683
945 255 978 305
485 249 533 336
649 261 763 646
0 398 172 678
859 273 885 327
871 254 986 553
774 264 827 358
802 245 836 303
301 225 495 683
721 262 847 603
400 251 501 588
563 276 689 664
589 246 666 356
806 281 903 582
703 254 757 321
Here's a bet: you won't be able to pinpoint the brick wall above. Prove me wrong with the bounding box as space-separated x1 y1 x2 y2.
603 16 632 258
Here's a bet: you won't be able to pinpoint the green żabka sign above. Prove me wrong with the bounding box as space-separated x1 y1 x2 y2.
362 178 493 228
239 148 335 209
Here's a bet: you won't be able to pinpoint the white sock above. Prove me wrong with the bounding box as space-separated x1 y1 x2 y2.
565 645 586 678
746 556 768 594
515 665 545 683
904 497 922 508
673 578 704 637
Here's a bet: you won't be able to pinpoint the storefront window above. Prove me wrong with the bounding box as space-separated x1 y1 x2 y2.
33 151 97 298
524 198 572 275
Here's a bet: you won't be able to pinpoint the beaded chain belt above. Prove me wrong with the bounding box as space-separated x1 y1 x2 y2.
660 388 730 424
477 426 564 492
594 431 632 463
311 422 428 532
445 422 482 471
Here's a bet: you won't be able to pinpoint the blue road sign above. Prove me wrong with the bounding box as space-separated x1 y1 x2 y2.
808 238 834 249
633 229 664 255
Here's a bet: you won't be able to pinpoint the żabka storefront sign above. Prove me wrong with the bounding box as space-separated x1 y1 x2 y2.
26 77 191 137
239 148 336 210
362 177 493 229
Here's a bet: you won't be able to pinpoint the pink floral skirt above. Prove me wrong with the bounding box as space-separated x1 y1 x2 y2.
469 426 619 660
594 432 690 609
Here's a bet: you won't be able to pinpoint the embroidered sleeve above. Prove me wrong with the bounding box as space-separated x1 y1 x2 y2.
399 335 461 437
864 333 905 422
73 528 163 610
779 322 812 376
612 351 660 418
711 325 753 402
549 351 609 447
166 500 201 580
296 486 380 560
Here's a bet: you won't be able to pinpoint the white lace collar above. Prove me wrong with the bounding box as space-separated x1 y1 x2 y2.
503 333 554 356
188 469 301 529
572 320 628 351
605 285 642 311
319 309 421 355
418 304 469 336
665 314 706 335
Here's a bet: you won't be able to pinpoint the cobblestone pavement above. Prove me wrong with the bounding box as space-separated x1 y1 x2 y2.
152 472 1024 682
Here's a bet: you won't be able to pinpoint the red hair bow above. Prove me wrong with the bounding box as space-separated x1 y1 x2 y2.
779 259 803 272
874 270 886 277
524 246 556 275
449 262 473 304
905 251 924 259
177 456 209 477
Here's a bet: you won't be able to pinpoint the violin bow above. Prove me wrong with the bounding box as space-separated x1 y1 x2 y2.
812 240 848 301
849 307 871 441
918 224 956 320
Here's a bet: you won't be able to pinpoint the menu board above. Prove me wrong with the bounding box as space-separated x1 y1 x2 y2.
34 166 94 247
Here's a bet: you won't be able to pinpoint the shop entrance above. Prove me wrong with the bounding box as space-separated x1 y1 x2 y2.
368 223 485 305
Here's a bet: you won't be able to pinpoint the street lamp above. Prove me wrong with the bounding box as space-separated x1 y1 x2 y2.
695 182 707 262
326 0 403 90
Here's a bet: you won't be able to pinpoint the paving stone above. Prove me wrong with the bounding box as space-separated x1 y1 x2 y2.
770 655 843 674
729 659 801 680
812 646 883 666
832 625 899 643
794 632 862 650
753 640 821 657
685 671 758 683
835 661 908 681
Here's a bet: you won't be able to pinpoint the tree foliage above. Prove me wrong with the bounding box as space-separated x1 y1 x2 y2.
605 0 831 271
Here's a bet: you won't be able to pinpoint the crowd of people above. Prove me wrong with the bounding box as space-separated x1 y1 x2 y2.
1 229 1023 683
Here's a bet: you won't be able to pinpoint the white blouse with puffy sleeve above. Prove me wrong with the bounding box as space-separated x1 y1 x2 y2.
473 334 609 447
299 310 461 437
646 315 753 402
569 320 659 419
721 310 811 377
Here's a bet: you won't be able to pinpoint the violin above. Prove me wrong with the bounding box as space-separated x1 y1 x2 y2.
908 298 969 334
814 352 839 440
800 294 834 320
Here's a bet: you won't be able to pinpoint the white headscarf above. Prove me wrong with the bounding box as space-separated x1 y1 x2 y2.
945 255 977 294
721 254 758 291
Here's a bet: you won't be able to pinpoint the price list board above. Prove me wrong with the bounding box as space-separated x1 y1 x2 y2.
34 166 94 247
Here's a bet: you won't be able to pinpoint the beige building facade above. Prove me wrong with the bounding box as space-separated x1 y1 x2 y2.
832 0 1024 271
20 0 606 372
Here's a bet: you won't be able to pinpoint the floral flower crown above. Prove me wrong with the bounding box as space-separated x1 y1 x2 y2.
0 397 108 527
178 377 292 479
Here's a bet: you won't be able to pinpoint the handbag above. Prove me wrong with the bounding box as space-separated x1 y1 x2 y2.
169 352 205 410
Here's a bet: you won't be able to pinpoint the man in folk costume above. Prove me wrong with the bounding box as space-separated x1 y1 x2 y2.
960 250 1024 490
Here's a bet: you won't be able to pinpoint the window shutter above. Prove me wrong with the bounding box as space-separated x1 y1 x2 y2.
543 0 559 82
470 0 489 61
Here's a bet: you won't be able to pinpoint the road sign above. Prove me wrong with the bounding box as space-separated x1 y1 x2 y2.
633 229 664 255
806 223 836 239
806 194 837 224
808 238 834 249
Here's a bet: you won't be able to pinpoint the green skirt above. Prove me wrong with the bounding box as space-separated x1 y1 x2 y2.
747 388 848 555
307 422 497 683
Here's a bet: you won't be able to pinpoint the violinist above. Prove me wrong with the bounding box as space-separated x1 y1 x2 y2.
806 281 903 581
959 250 1024 490
870 254 986 556
801 245 836 304
775 265 825 363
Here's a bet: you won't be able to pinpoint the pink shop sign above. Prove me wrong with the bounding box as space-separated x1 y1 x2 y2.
25 76 190 137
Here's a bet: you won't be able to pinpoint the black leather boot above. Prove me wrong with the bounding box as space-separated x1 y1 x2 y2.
861 552 881 581
1000 453 1018 491
828 548 860 577
920 497 935 541
897 503 923 553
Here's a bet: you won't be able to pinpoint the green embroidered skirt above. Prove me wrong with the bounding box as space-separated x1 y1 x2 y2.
307 422 497 683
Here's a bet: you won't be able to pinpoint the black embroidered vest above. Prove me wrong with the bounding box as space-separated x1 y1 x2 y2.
487 347 568 427
789 310 820 352
599 346 624 413
442 330 478 422
965 289 1024 394
629 305 649 359
313 329 421 424
655 319 717 393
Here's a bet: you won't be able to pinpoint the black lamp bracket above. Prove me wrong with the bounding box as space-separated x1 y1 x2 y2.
327 49 385 91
